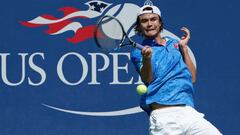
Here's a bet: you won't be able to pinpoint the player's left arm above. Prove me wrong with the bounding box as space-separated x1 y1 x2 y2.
179 27 197 83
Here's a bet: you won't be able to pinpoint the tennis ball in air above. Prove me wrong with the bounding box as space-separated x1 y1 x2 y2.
136 85 147 95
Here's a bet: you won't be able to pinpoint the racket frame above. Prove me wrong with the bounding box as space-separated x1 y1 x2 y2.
94 15 143 51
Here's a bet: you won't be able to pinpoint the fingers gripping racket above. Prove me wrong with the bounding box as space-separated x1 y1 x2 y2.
94 15 143 52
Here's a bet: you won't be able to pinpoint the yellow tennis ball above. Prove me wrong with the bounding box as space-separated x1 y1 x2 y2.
136 84 147 95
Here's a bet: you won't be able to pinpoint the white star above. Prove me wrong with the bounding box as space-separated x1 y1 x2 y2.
100 7 104 13
97 1 101 6
90 5 95 10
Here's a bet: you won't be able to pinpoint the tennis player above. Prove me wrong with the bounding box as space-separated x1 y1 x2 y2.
131 4 222 135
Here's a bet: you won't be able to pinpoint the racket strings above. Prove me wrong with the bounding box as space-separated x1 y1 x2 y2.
95 16 125 51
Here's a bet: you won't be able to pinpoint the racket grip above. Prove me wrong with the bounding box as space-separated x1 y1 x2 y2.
134 43 144 50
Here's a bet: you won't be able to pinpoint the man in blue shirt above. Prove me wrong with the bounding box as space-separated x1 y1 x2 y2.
131 4 222 135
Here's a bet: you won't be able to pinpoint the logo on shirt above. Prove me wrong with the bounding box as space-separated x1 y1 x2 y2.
174 43 179 49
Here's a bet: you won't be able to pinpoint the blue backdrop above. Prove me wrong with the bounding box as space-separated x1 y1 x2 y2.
0 0 239 135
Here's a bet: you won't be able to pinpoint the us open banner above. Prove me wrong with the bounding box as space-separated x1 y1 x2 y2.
0 0 238 134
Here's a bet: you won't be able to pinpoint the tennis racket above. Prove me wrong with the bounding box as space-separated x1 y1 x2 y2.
94 15 143 52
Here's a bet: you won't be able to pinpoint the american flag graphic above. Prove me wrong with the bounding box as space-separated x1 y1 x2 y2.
20 0 111 44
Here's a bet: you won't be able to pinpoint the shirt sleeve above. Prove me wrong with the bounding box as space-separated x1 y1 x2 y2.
130 49 143 73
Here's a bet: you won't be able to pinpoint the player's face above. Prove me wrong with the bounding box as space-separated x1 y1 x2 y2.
139 13 161 38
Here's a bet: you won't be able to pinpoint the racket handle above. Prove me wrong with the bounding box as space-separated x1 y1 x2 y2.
133 42 144 50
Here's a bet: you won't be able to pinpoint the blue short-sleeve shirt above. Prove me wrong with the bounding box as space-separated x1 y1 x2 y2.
131 37 195 114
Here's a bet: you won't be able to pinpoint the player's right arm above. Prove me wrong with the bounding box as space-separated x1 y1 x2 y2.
140 46 153 84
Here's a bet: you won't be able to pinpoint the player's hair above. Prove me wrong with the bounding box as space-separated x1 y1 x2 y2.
134 7 164 36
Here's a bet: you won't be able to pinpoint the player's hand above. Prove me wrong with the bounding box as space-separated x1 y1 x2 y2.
179 27 190 51
141 46 152 60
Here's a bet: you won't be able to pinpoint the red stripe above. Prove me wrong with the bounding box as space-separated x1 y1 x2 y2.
67 25 97 43
45 20 72 34
41 14 59 20
59 6 80 16
19 21 44 28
